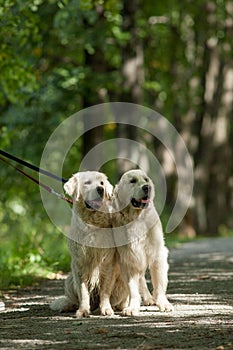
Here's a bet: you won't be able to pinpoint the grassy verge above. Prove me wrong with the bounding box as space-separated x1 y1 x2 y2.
165 233 196 249
0 231 70 290
0 231 195 290
1 229 232 290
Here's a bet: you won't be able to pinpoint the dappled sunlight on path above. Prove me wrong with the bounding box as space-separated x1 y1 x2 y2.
1 238 232 349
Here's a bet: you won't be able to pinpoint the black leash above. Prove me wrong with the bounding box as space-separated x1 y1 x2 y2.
0 150 73 204
0 149 67 183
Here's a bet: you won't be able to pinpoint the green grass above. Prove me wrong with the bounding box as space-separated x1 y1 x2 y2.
0 252 70 290
165 233 196 249
1 222 232 290
0 227 70 290
0 231 193 290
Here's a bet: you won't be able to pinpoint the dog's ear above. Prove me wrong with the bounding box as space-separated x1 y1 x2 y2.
105 180 113 199
64 174 79 198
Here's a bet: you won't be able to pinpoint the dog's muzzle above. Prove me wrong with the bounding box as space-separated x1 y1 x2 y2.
85 186 105 210
85 199 103 210
131 196 150 209
131 184 151 209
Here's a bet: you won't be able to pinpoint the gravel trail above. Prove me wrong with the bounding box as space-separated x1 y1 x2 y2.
0 237 232 350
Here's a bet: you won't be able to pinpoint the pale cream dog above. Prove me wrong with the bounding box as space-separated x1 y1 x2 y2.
50 171 117 317
111 169 173 316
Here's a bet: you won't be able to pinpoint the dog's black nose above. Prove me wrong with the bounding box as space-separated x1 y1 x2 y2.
142 184 150 194
96 186 104 197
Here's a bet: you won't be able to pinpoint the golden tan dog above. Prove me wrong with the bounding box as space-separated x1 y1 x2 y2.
50 169 173 317
50 171 117 317
112 169 173 316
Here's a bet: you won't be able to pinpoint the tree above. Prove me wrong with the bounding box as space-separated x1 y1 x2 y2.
140 0 233 235
0 0 232 288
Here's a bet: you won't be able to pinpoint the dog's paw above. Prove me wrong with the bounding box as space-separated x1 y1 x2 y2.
122 307 140 317
100 306 114 316
155 294 174 312
50 297 76 312
76 308 90 318
143 295 155 306
158 301 174 312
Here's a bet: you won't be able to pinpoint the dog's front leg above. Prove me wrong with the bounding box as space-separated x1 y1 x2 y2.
99 251 117 316
71 267 91 318
122 273 141 316
75 280 90 318
150 248 173 312
99 277 115 316
139 275 154 306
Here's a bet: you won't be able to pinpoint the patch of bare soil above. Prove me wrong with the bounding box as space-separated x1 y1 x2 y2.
0 238 233 350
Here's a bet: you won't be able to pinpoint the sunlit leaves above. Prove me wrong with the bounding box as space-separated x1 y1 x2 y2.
0 0 41 105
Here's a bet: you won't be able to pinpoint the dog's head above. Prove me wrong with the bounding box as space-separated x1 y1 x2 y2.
64 171 113 211
114 169 155 210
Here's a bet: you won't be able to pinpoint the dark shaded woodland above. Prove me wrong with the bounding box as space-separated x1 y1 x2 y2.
0 0 232 287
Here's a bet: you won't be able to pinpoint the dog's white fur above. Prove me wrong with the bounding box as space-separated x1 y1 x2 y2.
50 171 117 317
112 169 173 316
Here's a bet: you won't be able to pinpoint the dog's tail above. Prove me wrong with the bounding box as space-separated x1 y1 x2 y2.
50 273 100 313
50 296 77 312
50 273 78 312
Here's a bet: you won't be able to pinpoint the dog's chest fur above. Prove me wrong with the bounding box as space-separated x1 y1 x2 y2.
111 205 142 227
75 200 112 228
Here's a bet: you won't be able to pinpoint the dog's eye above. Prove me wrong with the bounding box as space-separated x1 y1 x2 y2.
130 178 137 184
100 181 104 185
144 178 149 182
84 180 91 185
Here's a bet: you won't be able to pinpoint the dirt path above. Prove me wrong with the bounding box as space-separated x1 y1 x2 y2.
1 238 233 350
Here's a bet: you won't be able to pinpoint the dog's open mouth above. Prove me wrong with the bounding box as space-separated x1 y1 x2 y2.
131 196 150 209
85 199 103 210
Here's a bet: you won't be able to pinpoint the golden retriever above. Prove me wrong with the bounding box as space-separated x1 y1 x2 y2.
50 171 117 317
111 169 173 316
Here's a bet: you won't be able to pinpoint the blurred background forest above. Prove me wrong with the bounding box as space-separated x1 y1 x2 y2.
0 0 232 288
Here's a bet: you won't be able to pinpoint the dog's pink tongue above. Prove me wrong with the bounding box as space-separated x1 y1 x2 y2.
141 198 150 204
92 200 102 207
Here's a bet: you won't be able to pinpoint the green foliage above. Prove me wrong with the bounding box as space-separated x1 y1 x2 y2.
0 196 70 288
165 233 195 250
0 0 40 105
0 0 232 289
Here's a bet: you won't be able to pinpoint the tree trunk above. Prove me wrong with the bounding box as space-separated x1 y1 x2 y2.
191 2 233 235
81 7 106 170
117 0 145 175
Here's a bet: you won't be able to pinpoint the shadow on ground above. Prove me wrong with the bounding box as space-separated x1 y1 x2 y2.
1 238 233 350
